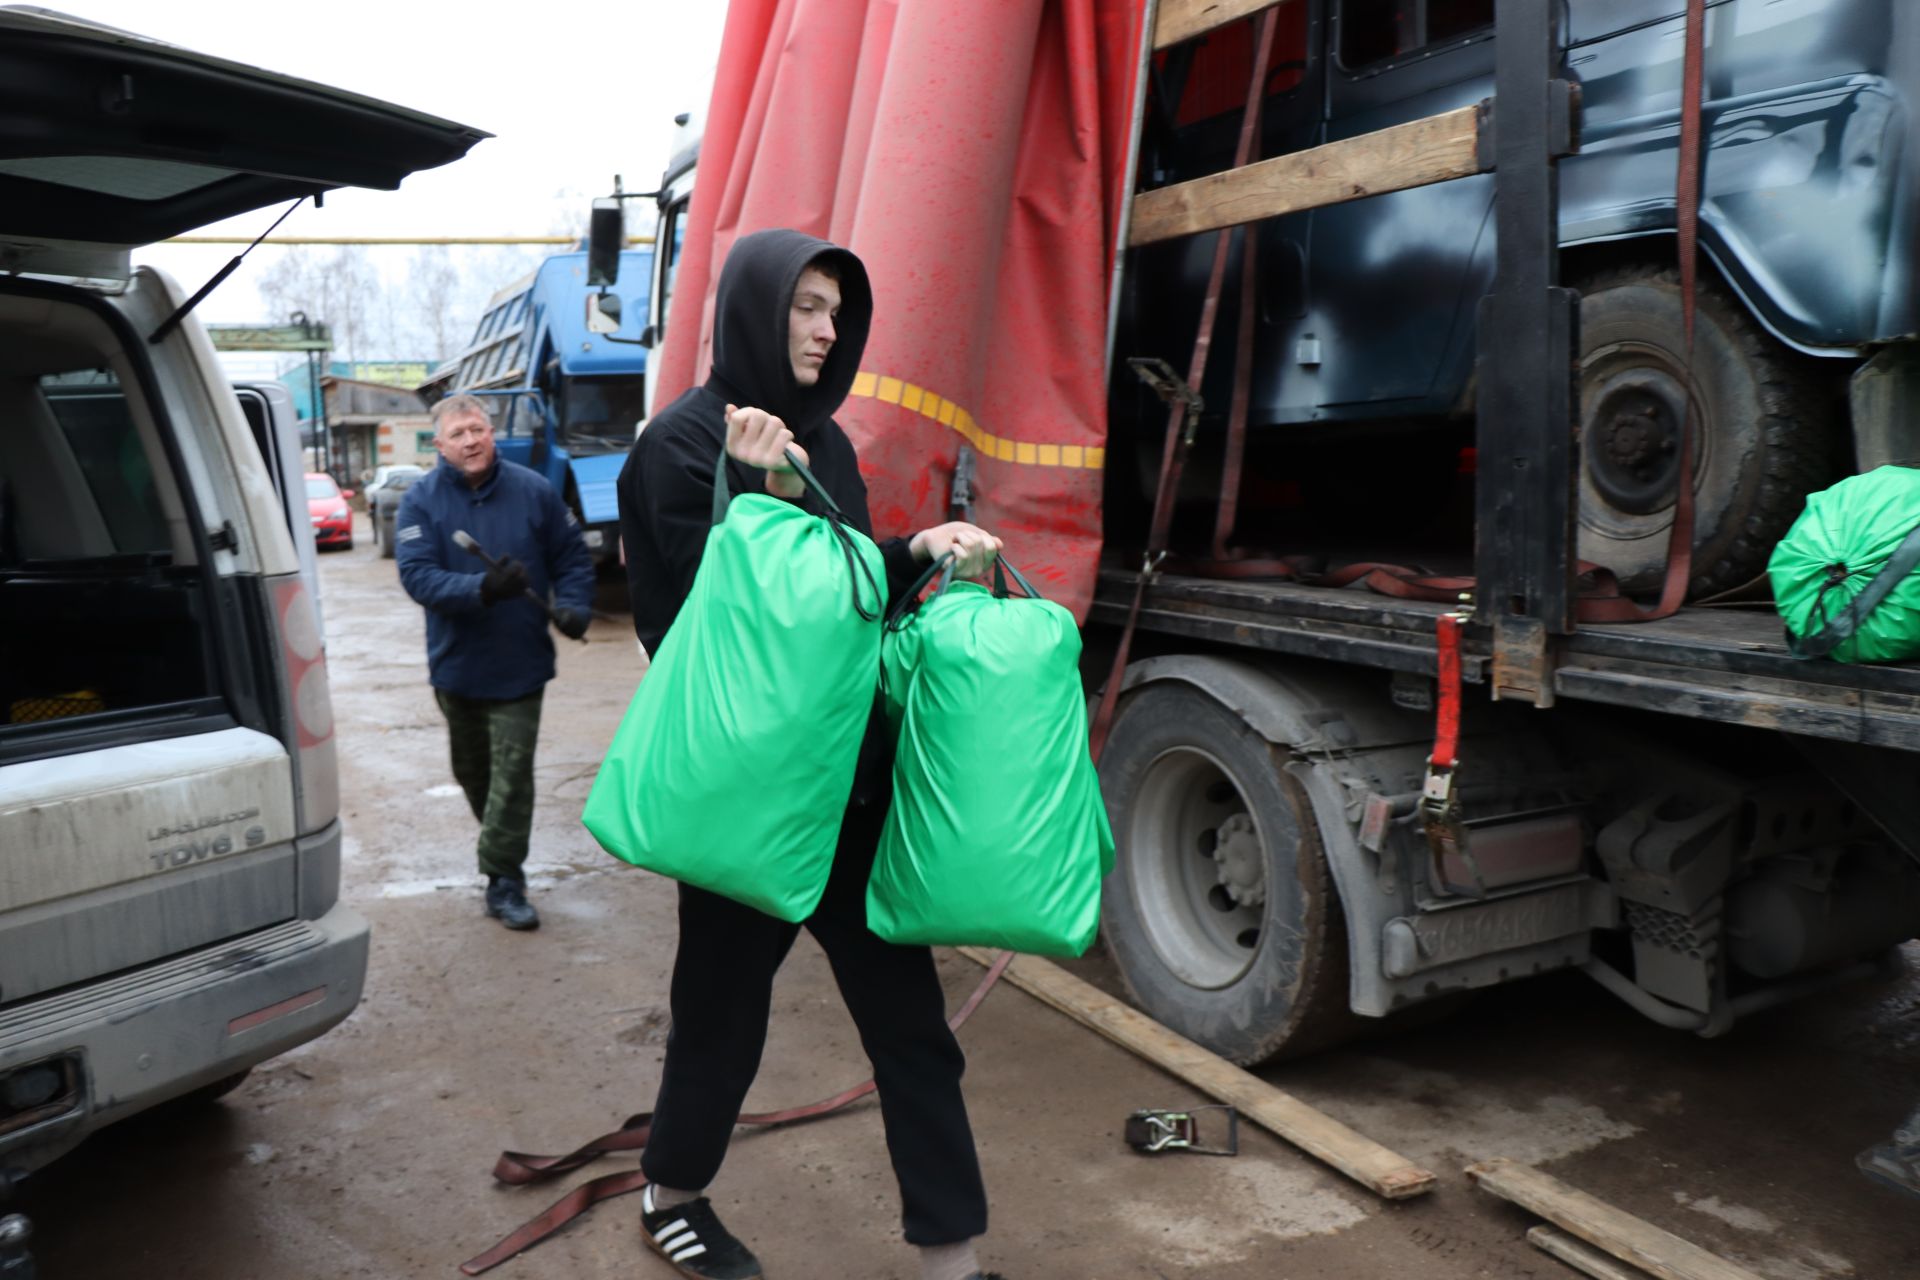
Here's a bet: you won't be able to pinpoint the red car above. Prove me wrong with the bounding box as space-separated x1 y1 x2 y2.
305 472 355 550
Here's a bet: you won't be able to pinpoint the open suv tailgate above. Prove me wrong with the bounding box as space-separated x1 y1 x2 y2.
0 5 489 249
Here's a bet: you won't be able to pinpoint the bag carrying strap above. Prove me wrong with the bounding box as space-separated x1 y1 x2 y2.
1786 522 1920 660
888 551 957 631
459 950 1016 1275
710 441 882 621
992 557 1043 600
709 442 847 525
886 553 1046 632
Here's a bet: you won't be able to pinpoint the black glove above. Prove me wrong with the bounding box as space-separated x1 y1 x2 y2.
553 606 590 640
479 556 531 606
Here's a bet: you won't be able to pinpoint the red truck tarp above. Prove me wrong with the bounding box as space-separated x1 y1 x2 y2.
650 0 1148 621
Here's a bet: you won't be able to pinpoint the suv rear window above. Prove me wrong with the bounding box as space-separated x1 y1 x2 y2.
1 346 217 743
40 370 173 557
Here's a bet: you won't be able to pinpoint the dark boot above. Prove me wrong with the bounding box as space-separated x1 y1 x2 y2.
484 876 539 930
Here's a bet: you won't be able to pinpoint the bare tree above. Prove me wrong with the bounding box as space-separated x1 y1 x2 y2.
548 185 592 243
405 246 462 363
257 246 380 363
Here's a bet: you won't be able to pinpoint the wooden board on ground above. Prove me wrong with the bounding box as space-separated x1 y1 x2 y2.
956 947 1435 1200
1468 1159 1767 1280
1529 1225 1654 1280
1128 104 1485 246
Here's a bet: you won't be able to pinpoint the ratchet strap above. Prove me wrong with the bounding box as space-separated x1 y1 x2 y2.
1124 1105 1240 1156
459 950 1014 1274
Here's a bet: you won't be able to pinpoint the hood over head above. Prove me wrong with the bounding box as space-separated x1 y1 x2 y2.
703 228 872 437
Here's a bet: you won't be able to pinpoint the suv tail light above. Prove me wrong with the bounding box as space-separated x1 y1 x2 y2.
273 577 339 832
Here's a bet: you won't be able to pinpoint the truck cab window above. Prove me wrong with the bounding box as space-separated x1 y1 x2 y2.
1338 0 1494 70
657 198 689 337
1155 2 1312 128
561 376 649 446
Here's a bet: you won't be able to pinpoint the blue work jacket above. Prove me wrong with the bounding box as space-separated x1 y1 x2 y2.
395 459 595 700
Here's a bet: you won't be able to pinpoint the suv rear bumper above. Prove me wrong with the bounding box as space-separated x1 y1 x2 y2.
0 900 369 1173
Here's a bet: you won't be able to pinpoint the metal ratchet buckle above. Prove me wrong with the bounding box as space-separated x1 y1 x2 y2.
1124 1105 1239 1156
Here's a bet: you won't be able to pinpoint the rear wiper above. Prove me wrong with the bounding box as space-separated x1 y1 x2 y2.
148 196 312 344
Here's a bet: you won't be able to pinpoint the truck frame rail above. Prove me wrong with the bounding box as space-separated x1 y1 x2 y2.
1092 569 1920 752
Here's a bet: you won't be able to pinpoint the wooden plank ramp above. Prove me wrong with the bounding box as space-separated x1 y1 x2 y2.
1468 1160 1767 1280
956 946 1435 1199
1529 1226 1655 1280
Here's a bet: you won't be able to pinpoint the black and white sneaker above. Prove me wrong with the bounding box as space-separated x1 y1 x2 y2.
640 1186 764 1279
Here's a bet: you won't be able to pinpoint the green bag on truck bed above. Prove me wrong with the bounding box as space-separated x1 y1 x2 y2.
1770 465 1920 664
868 557 1114 956
583 447 885 921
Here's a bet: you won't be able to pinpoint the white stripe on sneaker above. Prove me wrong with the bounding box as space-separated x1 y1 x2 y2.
654 1218 689 1240
658 1226 694 1251
670 1242 709 1262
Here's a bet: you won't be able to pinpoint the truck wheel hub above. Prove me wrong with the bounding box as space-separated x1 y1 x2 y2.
1586 368 1688 516
1212 814 1266 908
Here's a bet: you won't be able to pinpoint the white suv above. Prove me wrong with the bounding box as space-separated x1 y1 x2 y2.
0 7 485 1173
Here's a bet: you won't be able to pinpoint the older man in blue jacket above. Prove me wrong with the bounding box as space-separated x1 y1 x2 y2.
397 393 596 930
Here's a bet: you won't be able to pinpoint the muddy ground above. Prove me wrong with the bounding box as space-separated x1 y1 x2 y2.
23 516 1920 1279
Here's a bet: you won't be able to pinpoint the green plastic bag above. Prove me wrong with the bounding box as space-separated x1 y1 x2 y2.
583 447 885 921
1770 465 1920 664
868 556 1114 956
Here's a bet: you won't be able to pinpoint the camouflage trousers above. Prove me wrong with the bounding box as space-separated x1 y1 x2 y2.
433 687 544 881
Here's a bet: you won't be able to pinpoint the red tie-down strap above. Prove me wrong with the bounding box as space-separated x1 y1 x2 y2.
459 950 1015 1275
1432 612 1463 771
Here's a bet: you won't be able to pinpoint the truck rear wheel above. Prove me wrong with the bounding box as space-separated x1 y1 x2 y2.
1575 264 1832 596
1098 682 1355 1065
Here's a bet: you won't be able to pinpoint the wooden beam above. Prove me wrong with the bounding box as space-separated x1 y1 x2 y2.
1468 1160 1768 1280
1128 103 1485 246
957 947 1435 1200
1529 1226 1655 1280
1154 0 1283 50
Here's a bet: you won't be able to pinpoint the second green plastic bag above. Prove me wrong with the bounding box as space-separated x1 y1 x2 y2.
1770 465 1920 664
869 558 1114 956
583 448 885 921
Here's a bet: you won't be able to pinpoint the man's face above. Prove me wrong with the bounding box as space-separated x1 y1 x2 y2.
436 410 498 481
788 266 841 387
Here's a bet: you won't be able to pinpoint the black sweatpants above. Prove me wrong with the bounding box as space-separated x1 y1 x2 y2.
640 798 988 1245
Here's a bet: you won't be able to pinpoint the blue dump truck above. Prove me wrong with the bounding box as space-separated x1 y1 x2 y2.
423 247 653 567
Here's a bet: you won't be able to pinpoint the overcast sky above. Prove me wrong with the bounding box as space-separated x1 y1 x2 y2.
76 0 729 366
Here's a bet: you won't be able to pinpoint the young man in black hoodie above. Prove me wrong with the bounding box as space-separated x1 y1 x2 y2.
616 229 1007 1280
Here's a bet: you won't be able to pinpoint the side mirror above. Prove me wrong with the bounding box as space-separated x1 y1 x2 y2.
587 198 623 287
341 489 356 501
586 291 623 335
